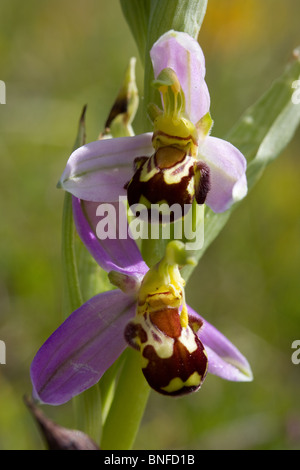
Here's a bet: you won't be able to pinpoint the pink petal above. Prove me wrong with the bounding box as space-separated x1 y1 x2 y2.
200 136 248 212
150 30 210 123
31 290 136 405
58 133 153 202
73 197 148 278
188 306 253 382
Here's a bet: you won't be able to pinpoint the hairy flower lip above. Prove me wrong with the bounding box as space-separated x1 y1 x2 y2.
58 130 247 213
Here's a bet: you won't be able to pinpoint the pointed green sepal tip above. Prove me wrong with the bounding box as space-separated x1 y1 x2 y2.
196 112 214 138
104 57 139 138
226 357 254 382
108 270 141 295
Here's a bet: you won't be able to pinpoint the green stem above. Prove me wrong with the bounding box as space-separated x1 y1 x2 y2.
95 0 208 449
99 357 123 426
141 230 169 268
100 348 150 450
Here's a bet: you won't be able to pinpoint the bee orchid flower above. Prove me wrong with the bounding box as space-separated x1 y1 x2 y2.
30 198 252 406
57 30 247 216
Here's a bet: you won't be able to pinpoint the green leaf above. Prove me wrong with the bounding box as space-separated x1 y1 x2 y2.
182 47 300 280
61 106 87 315
75 235 112 302
228 49 300 180
73 384 102 446
147 0 207 45
120 0 151 63
61 106 105 444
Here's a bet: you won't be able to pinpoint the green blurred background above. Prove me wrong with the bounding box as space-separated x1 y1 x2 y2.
0 0 299 450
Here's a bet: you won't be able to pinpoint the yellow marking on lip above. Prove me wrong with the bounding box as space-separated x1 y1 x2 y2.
137 313 175 359
180 304 189 329
163 156 193 185
178 325 198 354
161 372 201 393
139 156 158 182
